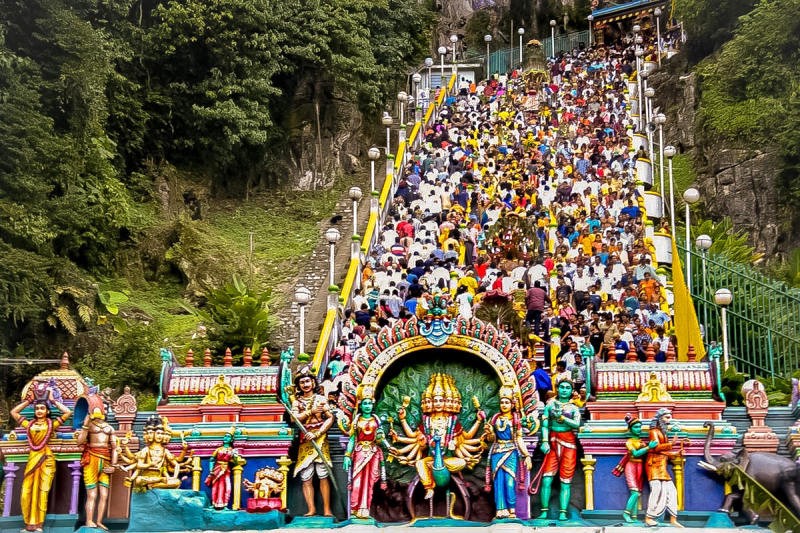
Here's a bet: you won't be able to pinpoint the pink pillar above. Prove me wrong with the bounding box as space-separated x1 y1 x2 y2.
69 460 83 515
2 462 19 517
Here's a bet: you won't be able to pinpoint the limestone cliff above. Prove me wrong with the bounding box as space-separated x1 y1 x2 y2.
650 58 793 257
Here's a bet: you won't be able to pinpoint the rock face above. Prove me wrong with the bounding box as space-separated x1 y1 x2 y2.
650 58 791 257
283 76 363 191
698 145 784 255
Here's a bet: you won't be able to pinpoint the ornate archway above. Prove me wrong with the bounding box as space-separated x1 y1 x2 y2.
339 314 538 422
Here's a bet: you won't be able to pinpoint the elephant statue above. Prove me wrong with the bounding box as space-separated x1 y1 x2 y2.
699 422 800 524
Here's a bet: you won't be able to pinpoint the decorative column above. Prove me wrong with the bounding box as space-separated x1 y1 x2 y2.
69 460 83 515
232 463 245 510
277 456 292 511
742 380 779 453
2 462 19 517
673 455 685 511
581 455 597 510
192 456 203 491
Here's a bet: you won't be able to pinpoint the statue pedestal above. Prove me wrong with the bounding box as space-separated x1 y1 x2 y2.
245 497 283 513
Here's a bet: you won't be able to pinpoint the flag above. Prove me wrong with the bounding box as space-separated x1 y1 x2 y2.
671 239 706 361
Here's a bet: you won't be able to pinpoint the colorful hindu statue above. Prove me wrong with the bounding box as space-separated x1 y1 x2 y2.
612 413 656 523
342 386 386 519
205 428 245 510
77 390 119 530
290 365 335 516
534 379 581 521
389 373 486 499
483 385 532 519
645 407 685 527
10 383 72 532
124 415 190 491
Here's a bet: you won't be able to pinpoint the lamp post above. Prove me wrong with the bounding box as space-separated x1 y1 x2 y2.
665 145 677 235
655 112 667 204
294 286 311 355
714 288 733 369
349 186 363 237
484 34 492 79
587 15 593 47
696 234 713 342
683 187 701 294
325 227 341 287
412 72 422 122
396 91 407 126
450 34 458 81
550 20 557 58
382 112 393 156
367 146 381 193
517 27 525 64
424 57 433 106
644 85 655 162
634 46 644 131
438 45 447 90
654 7 663 66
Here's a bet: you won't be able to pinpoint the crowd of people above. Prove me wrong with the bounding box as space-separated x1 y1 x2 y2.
322 34 674 404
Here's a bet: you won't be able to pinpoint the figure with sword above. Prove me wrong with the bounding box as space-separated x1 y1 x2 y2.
289 365 335 517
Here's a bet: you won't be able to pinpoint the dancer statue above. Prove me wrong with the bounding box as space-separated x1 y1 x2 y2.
536 379 581 521
483 385 532 519
10 384 72 532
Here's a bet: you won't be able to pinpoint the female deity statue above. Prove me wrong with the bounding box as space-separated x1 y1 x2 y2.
483 386 533 519
342 386 386 519
205 428 244 509
10 384 72 532
612 414 656 522
389 373 486 499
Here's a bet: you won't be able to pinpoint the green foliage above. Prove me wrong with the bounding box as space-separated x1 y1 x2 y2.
194 275 277 355
75 322 165 398
721 364 748 406
691 218 762 264
675 0 756 63
695 0 800 210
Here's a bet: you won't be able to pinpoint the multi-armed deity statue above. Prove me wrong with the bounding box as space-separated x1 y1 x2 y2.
389 373 486 500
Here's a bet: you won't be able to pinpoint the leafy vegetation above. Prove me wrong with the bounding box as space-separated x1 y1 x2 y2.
0 0 434 410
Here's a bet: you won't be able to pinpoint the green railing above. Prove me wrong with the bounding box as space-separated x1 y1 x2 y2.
464 30 591 77
679 243 800 379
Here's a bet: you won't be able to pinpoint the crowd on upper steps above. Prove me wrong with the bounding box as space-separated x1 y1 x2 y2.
322 33 674 400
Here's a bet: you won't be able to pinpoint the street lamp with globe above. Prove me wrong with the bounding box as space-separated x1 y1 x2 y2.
484 34 492 79
325 227 341 287
349 186 363 237
449 34 458 78
654 112 667 198
683 187 701 292
714 288 733 369
696 234 713 338
381 112 393 155
517 27 525 64
550 20 557 58
664 145 677 235
396 91 407 125
587 15 593 47
438 45 447 87
294 286 312 355
367 146 381 193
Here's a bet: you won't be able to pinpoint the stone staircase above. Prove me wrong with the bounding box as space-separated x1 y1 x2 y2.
271 171 384 357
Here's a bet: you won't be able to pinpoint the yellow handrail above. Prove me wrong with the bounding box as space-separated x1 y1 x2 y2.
311 76 452 373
